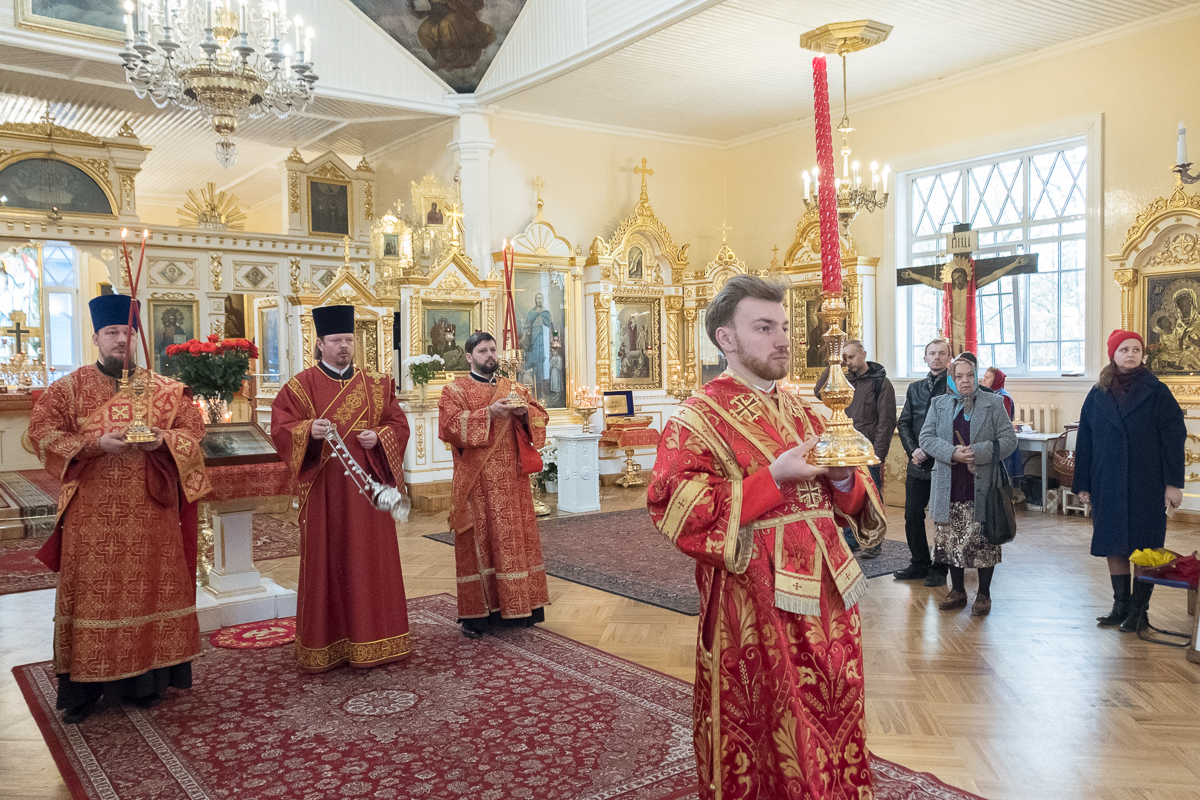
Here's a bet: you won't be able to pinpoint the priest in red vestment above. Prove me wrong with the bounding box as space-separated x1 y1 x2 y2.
438 331 550 637
270 304 411 672
648 276 887 800
29 294 211 724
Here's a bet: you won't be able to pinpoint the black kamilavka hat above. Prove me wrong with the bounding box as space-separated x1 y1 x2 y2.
312 305 355 337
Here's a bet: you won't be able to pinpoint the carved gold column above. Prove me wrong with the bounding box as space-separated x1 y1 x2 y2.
682 307 698 390
666 295 683 397
1113 268 1139 331
594 293 612 389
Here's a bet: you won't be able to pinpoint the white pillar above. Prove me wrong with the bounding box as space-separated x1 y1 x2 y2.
448 100 495 281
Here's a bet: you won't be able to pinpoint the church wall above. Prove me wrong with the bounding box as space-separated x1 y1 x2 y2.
370 122 458 223
723 12 1200 425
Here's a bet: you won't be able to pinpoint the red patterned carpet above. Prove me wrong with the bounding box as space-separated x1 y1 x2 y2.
14 594 988 800
0 515 300 596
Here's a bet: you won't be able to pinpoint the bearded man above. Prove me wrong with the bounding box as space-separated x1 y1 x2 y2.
438 331 550 638
270 305 411 672
647 275 887 799
30 294 210 724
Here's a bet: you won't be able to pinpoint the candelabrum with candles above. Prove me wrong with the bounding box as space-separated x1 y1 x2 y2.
0 350 51 390
118 0 319 167
572 386 601 433
807 49 878 468
1174 121 1198 185
801 156 890 238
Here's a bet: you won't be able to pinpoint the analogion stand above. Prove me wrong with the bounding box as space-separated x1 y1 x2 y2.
554 431 601 514
196 460 297 633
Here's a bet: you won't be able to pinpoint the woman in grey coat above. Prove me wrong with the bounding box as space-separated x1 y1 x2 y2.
919 357 1018 616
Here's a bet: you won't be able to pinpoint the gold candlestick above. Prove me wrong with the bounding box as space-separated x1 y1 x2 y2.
120 369 157 444
810 291 878 467
501 348 527 408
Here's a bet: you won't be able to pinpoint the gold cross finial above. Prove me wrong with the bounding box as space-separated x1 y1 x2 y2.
772 245 780 259
719 221 733 243
532 175 545 215
341 235 351 272
635 158 653 196
40 103 54 129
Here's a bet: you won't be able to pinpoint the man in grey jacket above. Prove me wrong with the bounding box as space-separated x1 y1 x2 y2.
814 340 896 558
894 339 952 586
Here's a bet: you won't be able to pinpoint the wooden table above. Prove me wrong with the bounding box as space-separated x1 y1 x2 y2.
1016 432 1060 512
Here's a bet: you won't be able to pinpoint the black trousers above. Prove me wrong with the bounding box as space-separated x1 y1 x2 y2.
903 473 947 574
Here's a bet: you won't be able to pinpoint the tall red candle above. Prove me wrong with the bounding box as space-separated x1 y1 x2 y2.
812 55 842 293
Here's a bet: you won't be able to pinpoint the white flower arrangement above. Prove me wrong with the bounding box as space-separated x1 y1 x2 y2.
536 437 558 490
404 353 445 385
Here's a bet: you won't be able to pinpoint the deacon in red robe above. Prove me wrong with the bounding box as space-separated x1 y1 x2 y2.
29 294 211 724
270 304 411 672
648 276 887 800
438 331 550 637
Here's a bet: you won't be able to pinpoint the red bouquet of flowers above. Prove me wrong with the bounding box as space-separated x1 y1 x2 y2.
165 334 260 405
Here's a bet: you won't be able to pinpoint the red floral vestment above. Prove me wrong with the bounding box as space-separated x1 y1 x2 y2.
648 371 887 800
270 366 410 672
29 365 210 682
438 376 549 621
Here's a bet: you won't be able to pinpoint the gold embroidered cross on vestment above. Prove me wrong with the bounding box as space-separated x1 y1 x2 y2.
729 394 760 424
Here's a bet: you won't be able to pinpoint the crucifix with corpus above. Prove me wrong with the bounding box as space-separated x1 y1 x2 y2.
4 311 33 356
897 223 1038 355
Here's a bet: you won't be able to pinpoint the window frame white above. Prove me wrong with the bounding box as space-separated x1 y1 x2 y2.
885 115 1103 385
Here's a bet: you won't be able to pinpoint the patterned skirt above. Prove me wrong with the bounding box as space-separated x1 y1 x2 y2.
934 501 1002 568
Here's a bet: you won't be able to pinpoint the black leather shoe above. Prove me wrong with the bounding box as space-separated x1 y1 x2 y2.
860 545 882 560
923 572 947 587
62 703 94 725
893 565 928 581
1097 600 1131 626
461 625 484 639
1119 604 1148 633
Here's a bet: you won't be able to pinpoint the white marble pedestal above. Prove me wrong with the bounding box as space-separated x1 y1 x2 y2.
556 432 601 514
196 495 297 633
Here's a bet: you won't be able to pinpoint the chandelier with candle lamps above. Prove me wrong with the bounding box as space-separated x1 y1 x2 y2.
119 0 319 168
800 21 892 240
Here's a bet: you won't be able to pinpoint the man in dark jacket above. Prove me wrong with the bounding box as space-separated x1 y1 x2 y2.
815 340 896 558
894 338 952 585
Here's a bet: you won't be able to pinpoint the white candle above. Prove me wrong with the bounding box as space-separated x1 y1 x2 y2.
1179 122 1189 165
294 15 302 51
802 171 811 200
881 165 891 193
238 0 247 33
207 0 213 28
305 28 313 62
124 11 134 39
870 161 879 190
852 160 860 188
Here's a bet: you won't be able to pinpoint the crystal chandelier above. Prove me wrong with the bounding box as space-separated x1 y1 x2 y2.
119 0 319 167
800 22 891 237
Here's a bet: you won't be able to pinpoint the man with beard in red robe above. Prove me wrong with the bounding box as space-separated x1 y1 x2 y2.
270 304 411 672
648 275 887 799
30 294 210 724
438 331 549 638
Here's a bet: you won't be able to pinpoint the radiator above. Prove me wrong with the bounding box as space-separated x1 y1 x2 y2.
1015 402 1058 433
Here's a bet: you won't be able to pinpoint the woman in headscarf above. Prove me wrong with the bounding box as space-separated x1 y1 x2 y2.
919 356 1018 616
1073 330 1186 632
982 366 1025 482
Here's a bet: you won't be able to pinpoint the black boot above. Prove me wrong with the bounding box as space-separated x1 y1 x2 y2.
1097 574 1131 626
1119 581 1153 633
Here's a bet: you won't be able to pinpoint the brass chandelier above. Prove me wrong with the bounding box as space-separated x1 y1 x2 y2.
119 0 319 167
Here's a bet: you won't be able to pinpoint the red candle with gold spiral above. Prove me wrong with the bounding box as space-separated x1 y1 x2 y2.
812 55 842 293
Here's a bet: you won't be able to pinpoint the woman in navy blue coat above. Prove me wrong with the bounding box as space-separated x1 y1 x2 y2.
1073 330 1186 633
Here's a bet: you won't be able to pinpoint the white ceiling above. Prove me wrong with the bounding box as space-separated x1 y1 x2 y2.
0 0 1196 215
497 0 1200 141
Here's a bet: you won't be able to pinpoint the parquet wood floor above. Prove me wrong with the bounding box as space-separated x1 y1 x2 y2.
2 488 1198 799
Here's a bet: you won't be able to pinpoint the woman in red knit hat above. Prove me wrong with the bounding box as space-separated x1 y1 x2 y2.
1073 330 1186 633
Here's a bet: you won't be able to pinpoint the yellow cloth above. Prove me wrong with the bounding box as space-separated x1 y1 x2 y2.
1130 548 1176 567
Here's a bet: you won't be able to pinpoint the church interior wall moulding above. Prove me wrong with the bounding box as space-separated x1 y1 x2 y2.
281 151 374 243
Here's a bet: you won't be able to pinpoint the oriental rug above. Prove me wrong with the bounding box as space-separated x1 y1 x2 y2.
428 510 911 616
0 515 301 596
208 617 296 649
14 593 989 800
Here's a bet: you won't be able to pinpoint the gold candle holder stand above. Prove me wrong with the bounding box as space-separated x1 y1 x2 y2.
500 348 528 409
120 369 157 444
810 291 878 467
